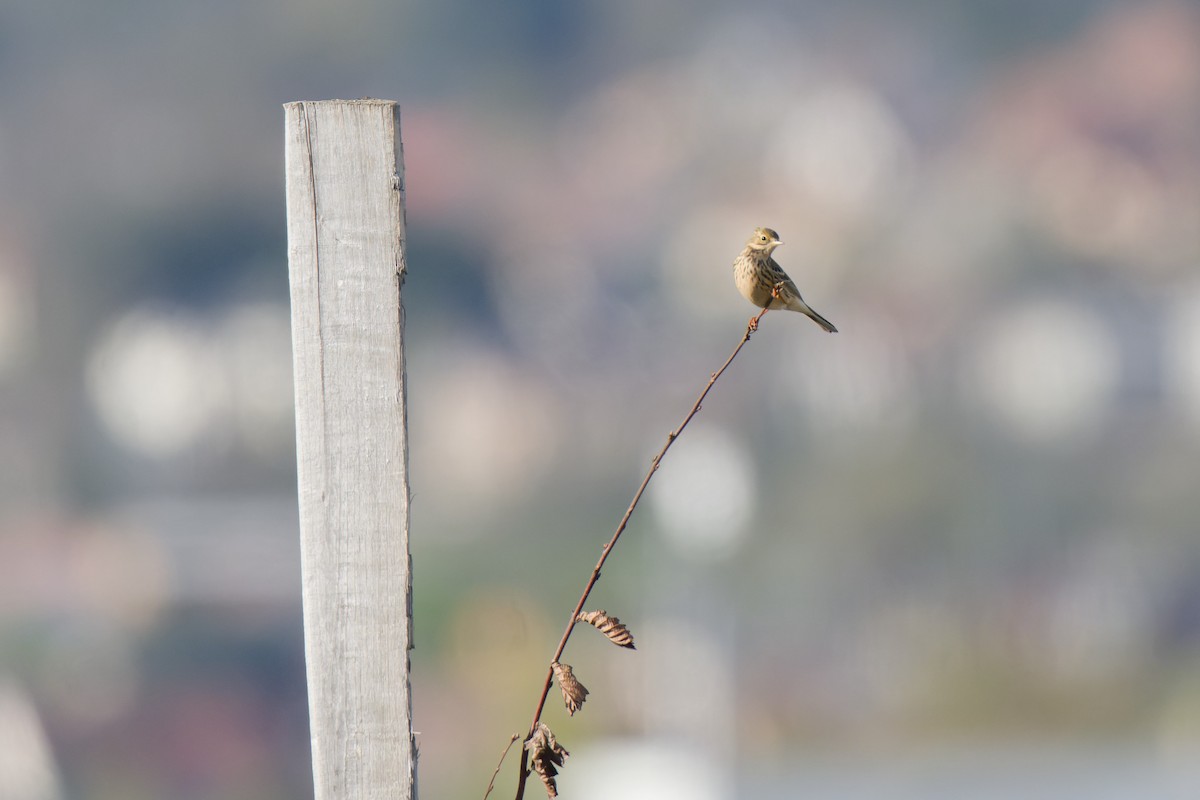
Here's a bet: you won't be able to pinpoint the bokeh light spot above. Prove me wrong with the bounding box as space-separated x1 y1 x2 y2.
649 425 754 558
965 300 1119 443
86 310 228 458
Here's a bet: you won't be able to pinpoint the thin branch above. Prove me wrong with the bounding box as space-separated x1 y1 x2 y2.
484 734 521 800
513 307 770 799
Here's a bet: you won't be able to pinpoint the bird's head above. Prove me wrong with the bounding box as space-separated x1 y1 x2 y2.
747 227 783 254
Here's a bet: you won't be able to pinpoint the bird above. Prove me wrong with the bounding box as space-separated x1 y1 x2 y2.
733 227 837 333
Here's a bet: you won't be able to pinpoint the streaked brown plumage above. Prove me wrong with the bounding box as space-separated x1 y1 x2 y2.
733 227 837 333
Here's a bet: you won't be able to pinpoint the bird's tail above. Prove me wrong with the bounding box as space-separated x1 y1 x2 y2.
799 303 838 333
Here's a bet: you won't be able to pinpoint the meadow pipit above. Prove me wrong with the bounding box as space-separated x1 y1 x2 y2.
733 227 837 333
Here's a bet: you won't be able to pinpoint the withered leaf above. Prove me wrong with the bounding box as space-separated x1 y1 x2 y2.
525 722 569 798
551 661 589 716
577 609 636 649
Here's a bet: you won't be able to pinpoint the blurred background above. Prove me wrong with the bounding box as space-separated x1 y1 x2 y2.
1 0 1199 798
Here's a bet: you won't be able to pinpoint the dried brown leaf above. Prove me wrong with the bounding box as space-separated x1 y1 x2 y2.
525 722 569 798
577 609 636 649
551 661 589 716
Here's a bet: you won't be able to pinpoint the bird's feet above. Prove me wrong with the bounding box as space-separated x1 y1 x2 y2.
748 315 760 333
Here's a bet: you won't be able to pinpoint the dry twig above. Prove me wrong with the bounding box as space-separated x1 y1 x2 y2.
512 309 769 798
483 734 520 800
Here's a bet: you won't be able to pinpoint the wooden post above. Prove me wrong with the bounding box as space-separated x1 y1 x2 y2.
283 99 414 800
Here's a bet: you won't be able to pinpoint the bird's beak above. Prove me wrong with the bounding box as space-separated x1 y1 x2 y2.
774 240 784 246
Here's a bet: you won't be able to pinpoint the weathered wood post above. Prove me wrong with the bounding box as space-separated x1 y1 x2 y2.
283 99 414 800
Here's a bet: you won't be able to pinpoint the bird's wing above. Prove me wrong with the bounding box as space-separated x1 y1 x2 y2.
766 257 804 302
